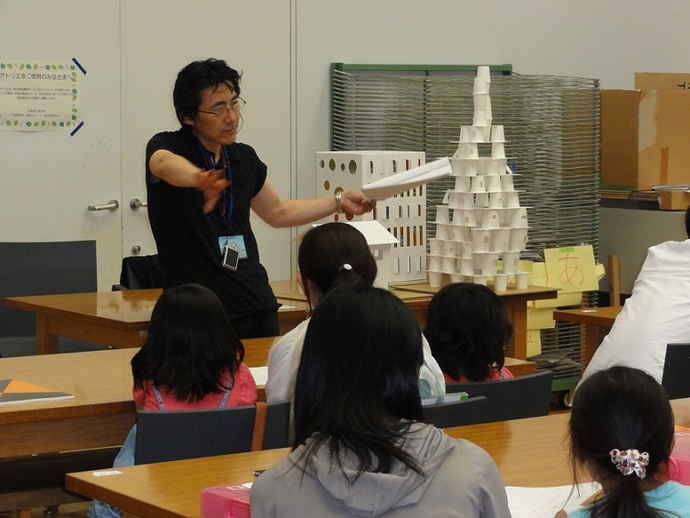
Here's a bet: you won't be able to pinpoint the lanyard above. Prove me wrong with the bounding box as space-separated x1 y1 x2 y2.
199 142 234 229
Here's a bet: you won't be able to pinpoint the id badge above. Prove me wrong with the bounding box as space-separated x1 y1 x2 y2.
222 241 240 271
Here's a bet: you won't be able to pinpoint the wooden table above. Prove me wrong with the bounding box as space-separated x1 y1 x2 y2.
390 282 558 360
65 398 690 518
3 286 308 355
553 306 622 370
5 280 554 360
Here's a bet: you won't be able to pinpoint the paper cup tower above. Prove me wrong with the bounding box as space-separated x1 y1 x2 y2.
427 66 529 289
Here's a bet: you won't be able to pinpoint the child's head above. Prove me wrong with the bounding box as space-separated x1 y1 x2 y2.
423 282 512 382
297 222 377 307
569 366 675 515
294 284 424 474
131 283 244 402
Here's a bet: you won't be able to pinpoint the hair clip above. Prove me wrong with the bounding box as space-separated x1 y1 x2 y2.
609 448 650 479
339 263 353 272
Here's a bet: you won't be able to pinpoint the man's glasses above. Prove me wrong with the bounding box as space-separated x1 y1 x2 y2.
197 97 246 117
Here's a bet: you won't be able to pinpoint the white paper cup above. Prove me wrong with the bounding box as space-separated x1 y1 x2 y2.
428 238 442 255
448 192 474 210
486 175 502 192
435 223 451 240
500 174 515 191
510 207 529 228
488 158 508 175
443 240 457 256
459 126 473 143
428 271 443 288
491 125 505 142
442 255 456 274
455 209 477 227
515 271 529 290
473 77 489 94
474 192 489 208
501 251 520 274
450 274 466 283
491 142 506 159
473 110 488 127
459 258 474 275
504 191 521 208
473 274 488 286
480 209 500 229
471 176 486 193
471 228 492 252
473 93 489 111
509 228 529 251
452 224 472 242
435 206 450 224
476 66 491 82
489 192 504 209
454 176 471 192
491 228 511 252
493 273 508 292
428 255 442 271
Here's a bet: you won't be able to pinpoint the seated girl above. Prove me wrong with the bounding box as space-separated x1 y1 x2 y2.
88 283 256 518
424 282 514 382
557 365 690 518
251 284 510 517
265 222 445 403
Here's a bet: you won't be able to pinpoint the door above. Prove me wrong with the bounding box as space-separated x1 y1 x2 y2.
1 0 123 290
2 1 294 290
120 1 294 281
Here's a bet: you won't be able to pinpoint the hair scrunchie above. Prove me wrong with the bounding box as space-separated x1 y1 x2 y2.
609 448 650 479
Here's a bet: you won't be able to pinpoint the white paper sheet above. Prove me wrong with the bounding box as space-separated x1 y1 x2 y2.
506 482 601 517
362 157 452 200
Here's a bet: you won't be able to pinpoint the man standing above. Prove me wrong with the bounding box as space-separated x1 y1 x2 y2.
146 58 374 338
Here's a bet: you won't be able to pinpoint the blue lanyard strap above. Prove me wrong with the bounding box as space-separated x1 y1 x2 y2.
198 141 234 228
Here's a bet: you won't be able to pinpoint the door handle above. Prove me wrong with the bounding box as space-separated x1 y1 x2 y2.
87 199 120 211
129 198 148 210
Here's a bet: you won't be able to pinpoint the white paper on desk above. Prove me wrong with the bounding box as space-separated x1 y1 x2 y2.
506 482 601 517
362 158 452 200
249 366 268 386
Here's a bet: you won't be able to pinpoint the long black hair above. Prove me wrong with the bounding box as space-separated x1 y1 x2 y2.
297 222 377 310
131 283 244 402
424 282 512 381
293 284 425 478
569 366 677 518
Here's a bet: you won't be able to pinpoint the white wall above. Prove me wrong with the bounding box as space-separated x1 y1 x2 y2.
293 0 690 200
5 0 690 284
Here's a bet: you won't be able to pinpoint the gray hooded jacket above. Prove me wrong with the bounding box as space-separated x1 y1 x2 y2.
250 422 510 517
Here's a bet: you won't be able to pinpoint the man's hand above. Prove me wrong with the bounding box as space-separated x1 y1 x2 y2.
341 190 376 216
197 169 230 213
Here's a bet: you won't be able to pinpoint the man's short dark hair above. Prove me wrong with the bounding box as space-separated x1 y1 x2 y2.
173 58 241 126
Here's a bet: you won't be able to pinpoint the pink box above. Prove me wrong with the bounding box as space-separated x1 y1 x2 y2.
201 484 251 518
670 426 690 486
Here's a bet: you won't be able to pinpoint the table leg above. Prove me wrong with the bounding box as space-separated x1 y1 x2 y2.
35 313 59 354
502 300 527 360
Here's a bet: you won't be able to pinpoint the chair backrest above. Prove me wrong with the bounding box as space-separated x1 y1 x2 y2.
134 406 257 464
446 370 554 422
662 343 690 399
262 400 291 450
114 254 164 290
421 395 489 428
0 240 97 338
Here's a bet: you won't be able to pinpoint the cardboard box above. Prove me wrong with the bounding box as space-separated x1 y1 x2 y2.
658 190 690 211
635 73 690 92
600 89 690 190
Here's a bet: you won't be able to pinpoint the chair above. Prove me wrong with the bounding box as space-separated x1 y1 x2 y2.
0 240 103 356
661 343 690 399
260 400 291 450
421 395 489 428
446 370 554 422
112 254 164 290
134 406 257 464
